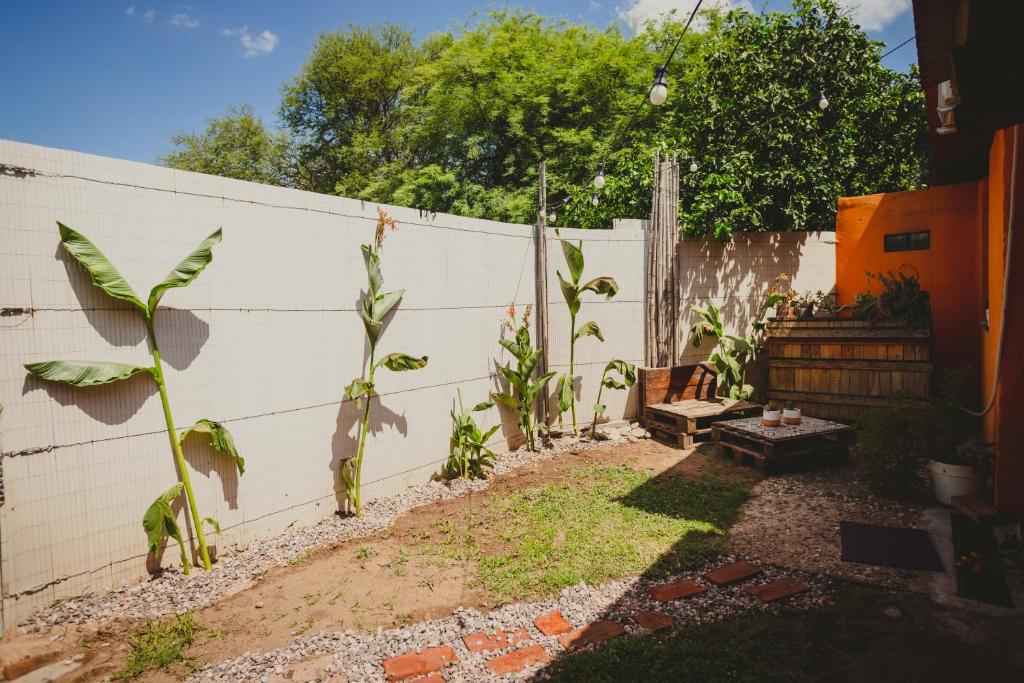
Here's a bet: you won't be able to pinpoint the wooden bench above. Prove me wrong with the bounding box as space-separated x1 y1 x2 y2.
638 364 759 448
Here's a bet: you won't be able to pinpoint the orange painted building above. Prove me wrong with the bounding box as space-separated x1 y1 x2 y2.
835 1 1024 513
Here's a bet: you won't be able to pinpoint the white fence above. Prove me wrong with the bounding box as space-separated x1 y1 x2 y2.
0 140 833 629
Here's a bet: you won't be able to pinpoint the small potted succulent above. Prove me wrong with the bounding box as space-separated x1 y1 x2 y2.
762 401 781 427
782 400 802 425
928 440 992 505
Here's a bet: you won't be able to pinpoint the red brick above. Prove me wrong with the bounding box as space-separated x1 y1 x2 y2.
704 561 762 587
2 652 59 680
648 579 706 603
633 611 673 632
486 644 551 675
533 610 573 635
556 620 626 650
745 578 810 603
461 627 531 653
381 646 457 682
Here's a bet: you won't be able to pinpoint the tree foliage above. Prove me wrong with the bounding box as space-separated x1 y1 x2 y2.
163 2 927 237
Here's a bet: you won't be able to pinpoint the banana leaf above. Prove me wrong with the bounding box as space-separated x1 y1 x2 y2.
574 320 604 342
143 483 185 556
25 360 156 387
147 229 222 314
557 272 581 316
580 276 619 298
558 234 585 283
57 222 148 317
361 244 383 295
181 419 245 475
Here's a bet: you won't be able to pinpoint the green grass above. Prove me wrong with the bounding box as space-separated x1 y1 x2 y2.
114 613 202 680
426 463 748 601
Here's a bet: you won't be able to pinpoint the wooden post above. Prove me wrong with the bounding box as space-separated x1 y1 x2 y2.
645 151 660 367
646 152 681 368
535 161 551 425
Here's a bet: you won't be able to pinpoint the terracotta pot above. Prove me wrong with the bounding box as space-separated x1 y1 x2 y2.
762 409 781 427
782 408 802 425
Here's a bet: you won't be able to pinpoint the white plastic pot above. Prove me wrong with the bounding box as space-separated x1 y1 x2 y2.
762 409 781 427
928 459 986 505
782 408 802 425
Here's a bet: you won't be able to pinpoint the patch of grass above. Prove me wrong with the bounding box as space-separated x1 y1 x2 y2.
287 549 315 566
423 463 748 602
387 549 410 576
114 613 202 680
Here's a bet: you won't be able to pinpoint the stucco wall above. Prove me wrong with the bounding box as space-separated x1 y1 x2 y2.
0 140 645 627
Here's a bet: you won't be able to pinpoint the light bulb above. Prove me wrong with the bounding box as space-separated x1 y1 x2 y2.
593 166 605 190
818 90 829 110
591 194 599 207
649 66 669 106
689 160 698 173
548 212 556 223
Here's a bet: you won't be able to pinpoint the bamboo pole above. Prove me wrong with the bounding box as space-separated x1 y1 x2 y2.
535 161 551 426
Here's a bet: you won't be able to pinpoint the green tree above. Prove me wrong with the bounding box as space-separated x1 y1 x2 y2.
162 104 291 186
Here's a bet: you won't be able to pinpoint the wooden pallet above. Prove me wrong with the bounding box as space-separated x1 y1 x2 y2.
711 416 856 472
644 398 760 448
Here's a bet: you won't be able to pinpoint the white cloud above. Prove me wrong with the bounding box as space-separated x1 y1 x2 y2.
169 13 200 29
617 0 754 30
222 26 279 58
125 5 135 16
834 0 911 31
142 9 155 24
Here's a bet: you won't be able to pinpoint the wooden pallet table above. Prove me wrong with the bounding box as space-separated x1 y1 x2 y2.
711 416 856 472
644 398 760 448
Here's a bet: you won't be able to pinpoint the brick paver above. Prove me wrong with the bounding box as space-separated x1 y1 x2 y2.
556 620 626 650
533 610 573 635
745 578 810 603
648 579 706 603
485 645 551 675
381 646 457 682
461 627 531 653
703 561 762 587
633 611 673 632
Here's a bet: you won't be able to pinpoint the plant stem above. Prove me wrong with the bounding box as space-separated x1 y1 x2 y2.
146 320 208 572
569 311 578 435
352 346 376 517
591 369 606 438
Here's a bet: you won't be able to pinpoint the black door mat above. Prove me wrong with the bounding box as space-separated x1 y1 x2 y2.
951 512 1016 608
840 521 945 571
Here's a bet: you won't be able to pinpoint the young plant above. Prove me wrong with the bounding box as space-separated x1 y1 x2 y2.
343 209 428 516
689 289 785 401
25 223 243 572
446 389 500 479
493 304 555 451
554 230 619 435
590 360 636 437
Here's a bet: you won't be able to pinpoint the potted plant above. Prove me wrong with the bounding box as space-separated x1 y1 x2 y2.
762 401 781 427
782 400 802 425
928 440 992 505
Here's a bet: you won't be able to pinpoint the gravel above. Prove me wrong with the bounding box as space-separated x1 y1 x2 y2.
20 429 645 634
193 556 831 682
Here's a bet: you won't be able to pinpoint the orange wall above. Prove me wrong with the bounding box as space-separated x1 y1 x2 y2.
835 124 1024 514
834 183 983 373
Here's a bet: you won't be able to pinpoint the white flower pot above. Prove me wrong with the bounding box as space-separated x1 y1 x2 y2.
782 408 802 425
928 459 986 505
762 410 781 427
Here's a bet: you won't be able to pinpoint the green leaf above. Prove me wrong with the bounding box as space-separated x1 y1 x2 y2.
147 229 222 314
376 353 428 372
574 320 604 342
202 517 222 535
605 359 637 387
492 392 518 410
143 483 184 556
360 309 384 345
470 400 494 413
57 222 148 318
593 402 606 416
557 271 580 316
481 424 501 443
579 276 619 299
370 289 404 322
181 419 245 475
557 373 574 413
559 234 585 283
345 377 374 407
25 360 156 387
361 244 383 296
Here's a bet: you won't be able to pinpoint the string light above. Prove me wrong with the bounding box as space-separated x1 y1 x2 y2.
548 211 557 222
818 90 829 110
688 158 698 173
593 164 606 189
591 194 599 206
649 67 669 106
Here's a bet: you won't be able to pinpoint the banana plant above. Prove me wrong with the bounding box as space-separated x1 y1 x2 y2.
590 360 637 437
24 222 242 572
493 305 555 451
688 290 786 400
554 230 619 435
447 389 500 479
343 210 427 517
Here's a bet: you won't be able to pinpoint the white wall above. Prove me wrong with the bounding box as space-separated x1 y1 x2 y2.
0 140 647 627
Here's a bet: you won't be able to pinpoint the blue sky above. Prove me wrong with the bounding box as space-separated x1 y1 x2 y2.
0 1 917 165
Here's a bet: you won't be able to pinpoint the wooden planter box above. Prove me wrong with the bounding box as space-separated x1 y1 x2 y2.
765 318 931 421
